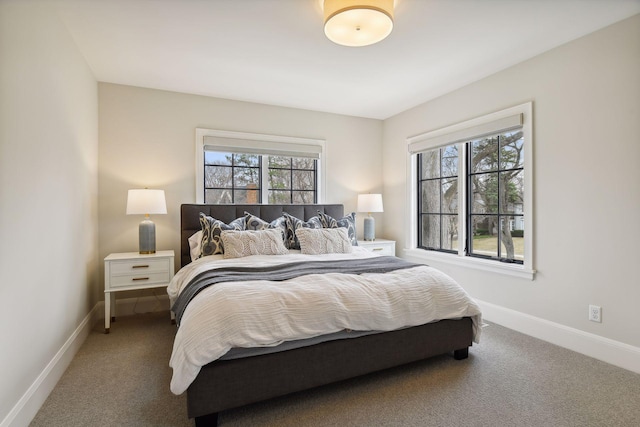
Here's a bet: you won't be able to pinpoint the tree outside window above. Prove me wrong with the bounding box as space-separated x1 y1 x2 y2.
204 152 316 204
469 131 524 262
417 130 524 264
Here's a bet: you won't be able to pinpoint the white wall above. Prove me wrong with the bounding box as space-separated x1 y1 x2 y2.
98 83 383 276
0 1 98 425
382 15 640 348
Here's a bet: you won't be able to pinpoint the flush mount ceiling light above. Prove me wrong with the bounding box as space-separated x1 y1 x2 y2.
323 0 394 47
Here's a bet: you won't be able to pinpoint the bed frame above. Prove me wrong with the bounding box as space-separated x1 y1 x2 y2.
180 204 473 426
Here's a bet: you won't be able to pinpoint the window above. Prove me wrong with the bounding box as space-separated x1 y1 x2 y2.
196 129 325 204
408 103 534 279
268 156 317 204
468 131 524 262
417 144 459 252
204 152 261 204
418 131 524 263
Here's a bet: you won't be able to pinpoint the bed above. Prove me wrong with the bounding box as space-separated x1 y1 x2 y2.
171 204 481 426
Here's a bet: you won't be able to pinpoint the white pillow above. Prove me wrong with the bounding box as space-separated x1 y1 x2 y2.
188 230 203 261
296 227 353 255
220 228 288 259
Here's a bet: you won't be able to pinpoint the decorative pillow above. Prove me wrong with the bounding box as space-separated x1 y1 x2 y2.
317 211 358 246
188 230 203 261
220 229 289 259
198 213 245 257
283 212 322 250
296 227 353 255
244 212 288 246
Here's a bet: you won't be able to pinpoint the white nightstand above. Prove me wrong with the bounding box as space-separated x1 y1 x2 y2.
104 250 175 333
357 239 396 256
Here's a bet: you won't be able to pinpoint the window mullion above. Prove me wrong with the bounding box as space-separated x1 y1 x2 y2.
439 148 443 250
458 142 466 256
261 156 268 204
231 155 236 204
290 162 294 204
497 135 502 259
467 142 473 257
314 160 318 203
416 155 422 248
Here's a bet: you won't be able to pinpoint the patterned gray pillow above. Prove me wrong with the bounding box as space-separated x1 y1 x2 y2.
244 212 287 247
198 213 245 257
317 211 358 246
283 212 322 250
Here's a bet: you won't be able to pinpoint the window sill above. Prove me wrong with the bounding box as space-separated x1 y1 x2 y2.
403 248 536 280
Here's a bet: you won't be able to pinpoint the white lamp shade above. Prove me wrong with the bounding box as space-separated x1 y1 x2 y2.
357 193 383 213
323 0 394 47
126 189 167 215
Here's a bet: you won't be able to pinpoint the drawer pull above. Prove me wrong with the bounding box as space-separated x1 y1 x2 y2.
132 277 150 281
132 265 150 269
372 248 384 251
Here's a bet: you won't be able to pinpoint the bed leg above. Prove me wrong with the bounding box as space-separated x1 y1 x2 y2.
453 347 469 360
195 412 218 427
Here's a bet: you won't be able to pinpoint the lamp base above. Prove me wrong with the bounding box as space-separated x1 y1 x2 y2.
363 215 375 241
139 218 156 254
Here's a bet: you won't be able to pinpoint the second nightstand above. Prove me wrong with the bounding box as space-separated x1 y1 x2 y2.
104 250 175 333
357 239 396 256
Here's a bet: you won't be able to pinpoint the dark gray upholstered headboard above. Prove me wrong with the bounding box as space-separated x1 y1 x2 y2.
180 204 344 268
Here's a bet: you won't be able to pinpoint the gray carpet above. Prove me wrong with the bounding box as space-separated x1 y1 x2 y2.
31 311 640 426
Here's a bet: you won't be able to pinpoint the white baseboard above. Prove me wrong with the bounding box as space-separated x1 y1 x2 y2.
0 304 101 427
477 299 640 374
6 296 635 427
1 295 170 427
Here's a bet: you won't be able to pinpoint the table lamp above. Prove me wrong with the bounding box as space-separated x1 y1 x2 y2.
357 193 383 241
126 189 167 254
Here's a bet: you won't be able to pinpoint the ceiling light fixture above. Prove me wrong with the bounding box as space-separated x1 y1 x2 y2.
323 0 394 47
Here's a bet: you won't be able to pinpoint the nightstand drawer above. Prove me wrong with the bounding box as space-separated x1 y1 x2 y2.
357 239 396 256
365 245 394 256
109 271 172 288
110 258 169 275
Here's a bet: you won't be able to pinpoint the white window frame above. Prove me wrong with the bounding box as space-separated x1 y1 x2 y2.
405 103 535 280
195 128 326 204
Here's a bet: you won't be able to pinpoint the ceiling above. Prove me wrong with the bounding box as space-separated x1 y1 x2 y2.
55 0 640 120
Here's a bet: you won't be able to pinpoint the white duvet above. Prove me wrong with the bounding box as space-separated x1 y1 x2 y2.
168 248 482 395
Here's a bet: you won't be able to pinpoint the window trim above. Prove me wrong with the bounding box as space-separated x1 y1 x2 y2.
405 102 535 280
196 128 326 204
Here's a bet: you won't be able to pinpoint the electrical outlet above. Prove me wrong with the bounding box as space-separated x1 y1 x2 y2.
589 305 602 323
